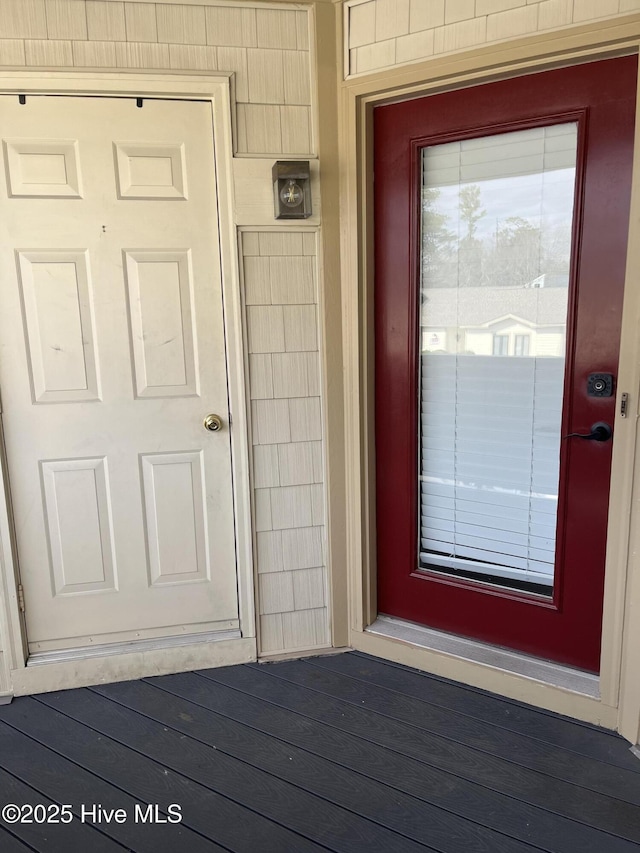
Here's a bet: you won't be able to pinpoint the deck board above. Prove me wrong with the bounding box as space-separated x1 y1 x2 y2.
345 651 640 772
206 661 640 841
251 659 640 802
93 677 538 853
38 687 433 853
0 826 41 852
0 763 125 853
0 651 638 852
154 670 636 853
3 696 318 853
0 715 222 853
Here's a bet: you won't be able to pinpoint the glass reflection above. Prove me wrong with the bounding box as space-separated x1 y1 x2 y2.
419 124 578 594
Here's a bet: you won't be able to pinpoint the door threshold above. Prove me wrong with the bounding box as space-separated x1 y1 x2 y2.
26 628 241 667
368 616 599 698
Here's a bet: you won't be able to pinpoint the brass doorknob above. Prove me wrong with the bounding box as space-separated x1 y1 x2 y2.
203 414 223 432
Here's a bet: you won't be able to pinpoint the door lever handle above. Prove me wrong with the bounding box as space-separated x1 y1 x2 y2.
563 421 612 442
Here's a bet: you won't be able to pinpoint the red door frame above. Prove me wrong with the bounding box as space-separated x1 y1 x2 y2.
374 57 637 672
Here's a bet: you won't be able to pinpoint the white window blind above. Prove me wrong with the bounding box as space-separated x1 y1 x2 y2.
420 354 564 585
419 124 577 589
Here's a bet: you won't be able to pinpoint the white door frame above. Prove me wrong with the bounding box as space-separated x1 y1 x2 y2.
0 72 256 698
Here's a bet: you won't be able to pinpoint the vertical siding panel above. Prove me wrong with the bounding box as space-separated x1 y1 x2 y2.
86 1 125 41
114 41 170 68
374 0 410 39
205 5 257 47
433 16 488 53
295 10 310 50
289 398 323 442
256 531 284 574
283 50 312 105
282 607 329 648
252 399 291 444
72 38 115 66
537 0 573 29
280 105 312 154
238 104 283 154
445 0 477 24
156 3 206 45
272 353 311 399
253 445 280 489
486 5 539 39
168 44 217 71
45 0 87 39
123 2 157 42
292 567 326 609
573 0 620 21
270 485 314 529
259 572 295 614
25 38 73 64
254 489 273 532
247 48 285 104
256 9 298 49
249 354 274 400
0 0 48 39
0 39 26 64
349 1 376 47
283 305 318 352
410 0 445 31
260 613 285 651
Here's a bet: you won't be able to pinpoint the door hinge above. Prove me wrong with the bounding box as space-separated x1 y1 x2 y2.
17 584 25 613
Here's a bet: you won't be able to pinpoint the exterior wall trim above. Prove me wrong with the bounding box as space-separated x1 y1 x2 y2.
0 71 256 696
338 13 640 737
103 0 334 7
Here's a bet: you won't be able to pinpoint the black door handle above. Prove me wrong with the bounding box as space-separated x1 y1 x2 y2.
563 421 612 442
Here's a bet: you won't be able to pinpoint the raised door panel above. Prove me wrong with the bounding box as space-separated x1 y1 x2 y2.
41 457 117 595
124 250 199 398
4 139 82 198
142 451 210 586
17 250 100 403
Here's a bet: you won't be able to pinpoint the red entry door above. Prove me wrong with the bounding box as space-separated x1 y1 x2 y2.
374 57 637 672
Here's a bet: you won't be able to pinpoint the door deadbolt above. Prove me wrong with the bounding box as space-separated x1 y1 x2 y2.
203 414 223 432
587 373 614 397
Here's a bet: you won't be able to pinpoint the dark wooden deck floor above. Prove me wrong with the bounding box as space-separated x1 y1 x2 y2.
0 651 639 852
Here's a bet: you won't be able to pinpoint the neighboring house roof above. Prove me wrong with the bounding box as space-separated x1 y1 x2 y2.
421 285 568 327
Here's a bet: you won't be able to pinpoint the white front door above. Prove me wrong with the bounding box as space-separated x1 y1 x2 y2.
0 95 239 655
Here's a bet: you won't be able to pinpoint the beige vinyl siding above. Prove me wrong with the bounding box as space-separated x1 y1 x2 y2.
243 231 330 655
0 0 313 155
345 0 640 76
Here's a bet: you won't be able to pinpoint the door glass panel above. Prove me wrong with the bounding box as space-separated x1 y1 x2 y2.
419 123 578 594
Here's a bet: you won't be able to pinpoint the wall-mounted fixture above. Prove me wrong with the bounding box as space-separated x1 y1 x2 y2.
272 160 312 219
